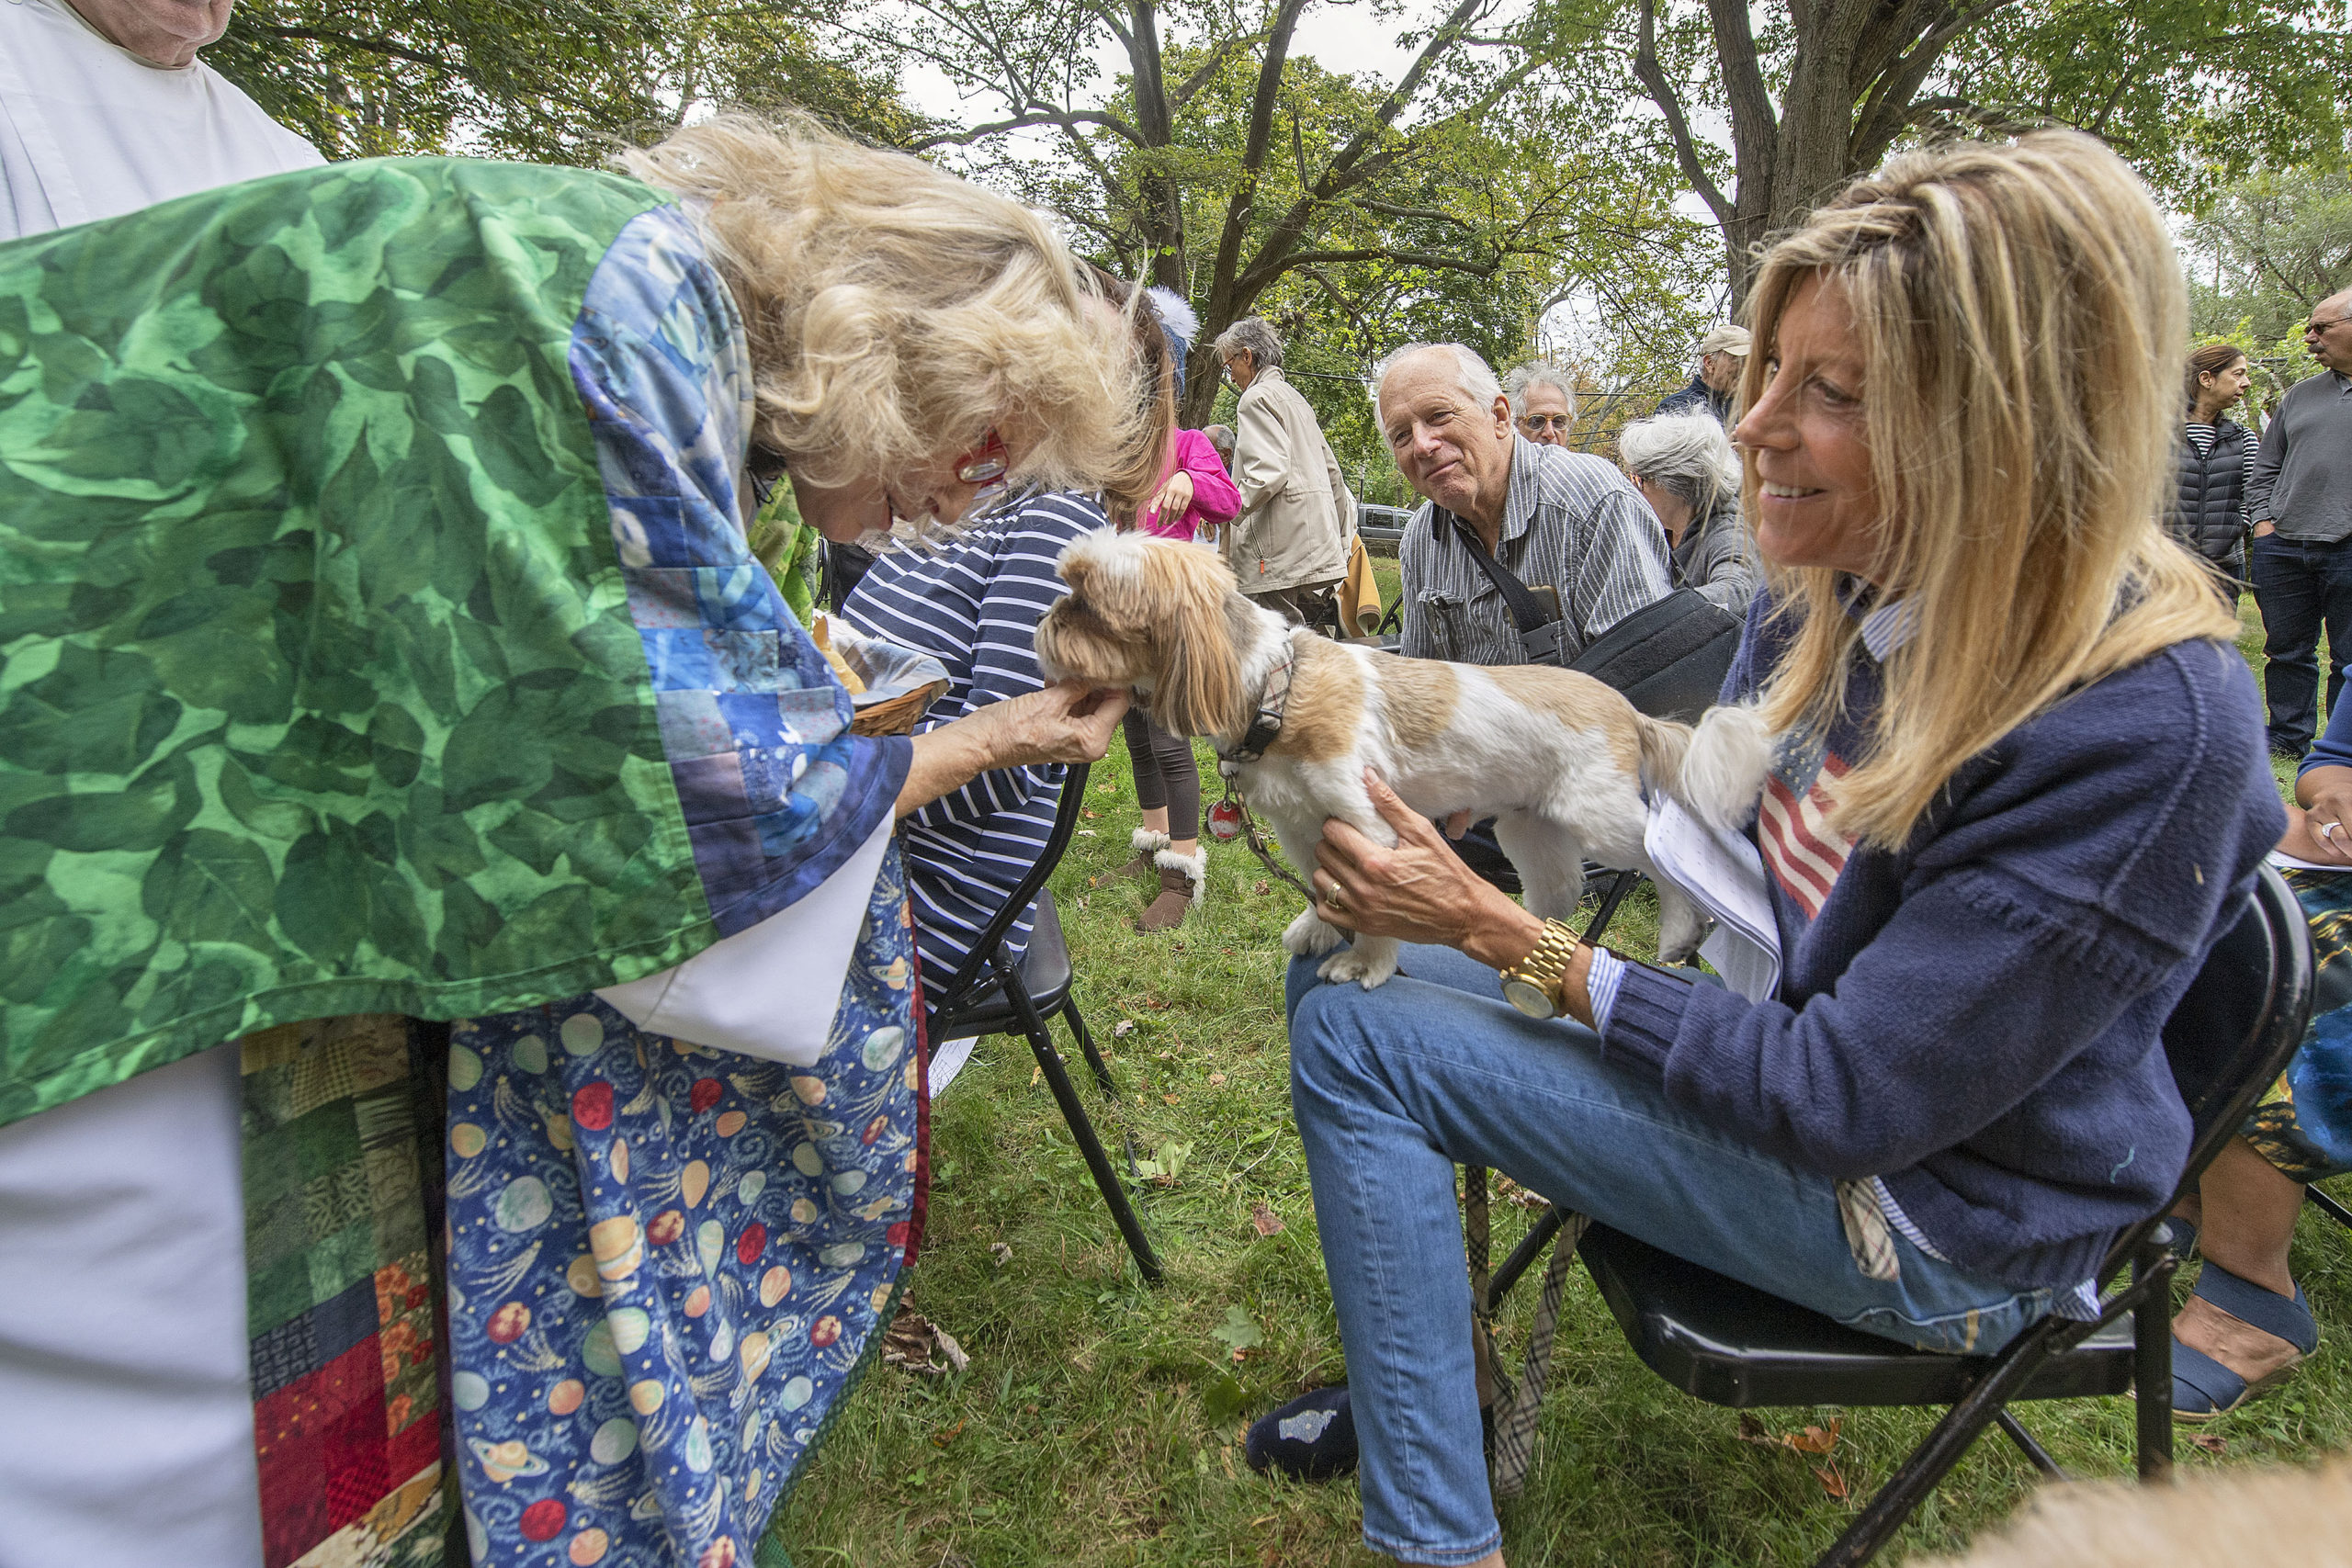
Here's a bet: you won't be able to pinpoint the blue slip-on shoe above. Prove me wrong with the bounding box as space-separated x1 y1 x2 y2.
1245 1386 1358 1480
2171 1262 2318 1421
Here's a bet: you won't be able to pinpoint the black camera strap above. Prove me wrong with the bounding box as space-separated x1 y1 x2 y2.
1447 514 1567 664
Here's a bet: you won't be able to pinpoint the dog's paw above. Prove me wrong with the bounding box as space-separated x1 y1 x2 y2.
1317 947 1398 988
1282 907 1346 957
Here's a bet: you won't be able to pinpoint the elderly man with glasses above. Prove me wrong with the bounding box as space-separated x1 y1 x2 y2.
1504 360 1578 446
2249 287 2352 756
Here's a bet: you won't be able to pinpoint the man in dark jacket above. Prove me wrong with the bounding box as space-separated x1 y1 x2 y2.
1655 324 1748 423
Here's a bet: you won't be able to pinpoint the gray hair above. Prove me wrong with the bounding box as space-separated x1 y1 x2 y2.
1203 423 1235 459
1503 360 1577 417
1212 317 1284 370
1617 412 1740 517
1372 342 1503 413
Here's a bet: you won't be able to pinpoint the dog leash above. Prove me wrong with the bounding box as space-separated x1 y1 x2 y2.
1204 638 1312 903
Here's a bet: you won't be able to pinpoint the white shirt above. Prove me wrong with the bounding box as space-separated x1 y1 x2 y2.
0 15 318 1566
0 0 322 241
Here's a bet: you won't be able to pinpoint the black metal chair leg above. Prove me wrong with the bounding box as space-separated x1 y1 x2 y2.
2132 1243 2177 1480
1814 1315 2072 1568
1993 1411 2067 1480
1582 870 1638 946
2306 1182 2352 1229
1487 1205 1567 1312
999 958 1163 1283
1061 992 1117 1096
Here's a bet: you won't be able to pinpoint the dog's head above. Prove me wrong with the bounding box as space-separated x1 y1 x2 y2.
1035 530 1250 739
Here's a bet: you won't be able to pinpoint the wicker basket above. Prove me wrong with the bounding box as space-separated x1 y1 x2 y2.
851 681 948 737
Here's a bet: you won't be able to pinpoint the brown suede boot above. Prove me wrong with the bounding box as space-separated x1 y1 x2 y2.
1136 847 1205 932
1112 827 1170 883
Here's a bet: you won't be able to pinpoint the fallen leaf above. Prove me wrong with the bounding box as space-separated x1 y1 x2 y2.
1030 1062 1043 1087
1082 808 1100 818
1113 1020 1136 1038
1787 1419 1841 1455
1250 1201 1285 1236
1097 782 1119 794
1207 1072 1227 1086
883 1302 970 1377
1813 1465 1849 1499
989 1241 1012 1267
1252 881 1271 896
2188 1431 2227 1453
932 1419 967 1448
1162 1092 1181 1105
1212 1304 1264 1357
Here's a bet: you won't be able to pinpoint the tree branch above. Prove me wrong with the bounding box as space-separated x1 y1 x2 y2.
910 107 1144 149
1631 0 1732 227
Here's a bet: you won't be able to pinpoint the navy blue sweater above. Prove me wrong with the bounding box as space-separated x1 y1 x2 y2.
1606 597 2284 1293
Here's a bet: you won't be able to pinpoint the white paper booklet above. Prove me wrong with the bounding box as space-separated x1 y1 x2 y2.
1642 797 1782 1002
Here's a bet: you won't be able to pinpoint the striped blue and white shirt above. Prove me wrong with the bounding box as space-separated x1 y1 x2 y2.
842 491 1107 1009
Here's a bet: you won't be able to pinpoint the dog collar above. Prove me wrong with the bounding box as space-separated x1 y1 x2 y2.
1219 643 1296 765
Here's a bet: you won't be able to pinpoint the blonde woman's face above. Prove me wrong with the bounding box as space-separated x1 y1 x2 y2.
788 438 1013 543
1736 275 1883 585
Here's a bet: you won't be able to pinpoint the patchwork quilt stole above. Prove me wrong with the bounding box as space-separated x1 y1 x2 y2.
242 1014 450 1568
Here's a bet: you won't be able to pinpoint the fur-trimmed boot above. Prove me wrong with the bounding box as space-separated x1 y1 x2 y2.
1137 845 1206 932
1114 827 1170 882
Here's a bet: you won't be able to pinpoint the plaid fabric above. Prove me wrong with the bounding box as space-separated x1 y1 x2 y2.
242 1015 447 1568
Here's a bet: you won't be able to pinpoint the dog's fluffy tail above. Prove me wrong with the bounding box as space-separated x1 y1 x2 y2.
1635 704 1771 832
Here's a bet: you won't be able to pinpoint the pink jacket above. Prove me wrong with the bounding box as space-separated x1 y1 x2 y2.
1138 427 1241 541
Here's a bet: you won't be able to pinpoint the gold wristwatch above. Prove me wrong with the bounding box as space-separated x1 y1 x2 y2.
1498 919 1581 1020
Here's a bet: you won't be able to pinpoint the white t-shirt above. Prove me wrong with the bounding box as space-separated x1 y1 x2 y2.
0 0 323 241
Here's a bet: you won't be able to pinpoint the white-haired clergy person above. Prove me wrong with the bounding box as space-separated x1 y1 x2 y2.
1504 360 1577 446
1250 131 2280 1568
1383 342 1670 666
0 0 322 238
1657 323 1751 424
1216 316 1353 626
1618 411 1761 615
0 114 1157 1568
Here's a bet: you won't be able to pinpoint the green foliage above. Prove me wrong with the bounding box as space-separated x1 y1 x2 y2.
209 0 918 162
2186 162 2352 411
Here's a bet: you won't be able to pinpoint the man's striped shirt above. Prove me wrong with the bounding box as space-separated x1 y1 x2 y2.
842 491 1106 1009
1397 434 1671 665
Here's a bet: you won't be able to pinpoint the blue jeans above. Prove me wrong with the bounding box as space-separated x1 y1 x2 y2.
2250 532 2352 754
1285 946 2061 1567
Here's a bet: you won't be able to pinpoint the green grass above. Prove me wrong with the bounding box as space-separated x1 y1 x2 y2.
777 584 2352 1567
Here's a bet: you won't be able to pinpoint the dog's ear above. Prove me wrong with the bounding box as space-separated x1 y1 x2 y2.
1149 545 1245 739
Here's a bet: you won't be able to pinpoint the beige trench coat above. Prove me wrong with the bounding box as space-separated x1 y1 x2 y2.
1226 367 1353 593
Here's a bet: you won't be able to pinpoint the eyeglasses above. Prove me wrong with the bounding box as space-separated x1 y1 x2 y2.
1518 414 1571 434
2307 314 2352 336
955 428 1008 486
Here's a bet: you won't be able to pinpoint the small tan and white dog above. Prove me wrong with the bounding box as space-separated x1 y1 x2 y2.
1034 531 1770 987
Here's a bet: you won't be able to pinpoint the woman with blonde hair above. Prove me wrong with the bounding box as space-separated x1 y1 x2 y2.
1243 133 2282 1568
0 114 1156 1567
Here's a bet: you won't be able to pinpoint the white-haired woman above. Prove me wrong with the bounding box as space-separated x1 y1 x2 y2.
1246 133 2283 1568
0 115 1155 1568
1619 410 1761 614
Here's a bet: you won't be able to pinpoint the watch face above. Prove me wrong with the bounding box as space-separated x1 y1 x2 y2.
1502 976 1555 1019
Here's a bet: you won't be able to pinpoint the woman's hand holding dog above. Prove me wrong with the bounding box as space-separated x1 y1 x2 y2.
1313 770 1598 1027
898 682 1131 818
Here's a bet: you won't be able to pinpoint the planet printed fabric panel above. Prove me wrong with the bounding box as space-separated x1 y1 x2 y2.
443 844 924 1568
241 1013 448 1568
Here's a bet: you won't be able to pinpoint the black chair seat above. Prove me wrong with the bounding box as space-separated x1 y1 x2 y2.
1577 1221 2136 1409
934 886 1071 1037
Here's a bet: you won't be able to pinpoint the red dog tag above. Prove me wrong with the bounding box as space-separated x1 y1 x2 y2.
1205 799 1245 842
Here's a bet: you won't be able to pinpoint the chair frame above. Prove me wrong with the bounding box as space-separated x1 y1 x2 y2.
927 760 1164 1283
1488 864 2313 1567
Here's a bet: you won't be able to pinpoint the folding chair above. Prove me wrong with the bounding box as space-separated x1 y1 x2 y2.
927 760 1164 1283
1544 863 2312 1566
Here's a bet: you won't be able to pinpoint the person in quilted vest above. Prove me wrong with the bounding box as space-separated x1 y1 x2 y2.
2169 344 2259 605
